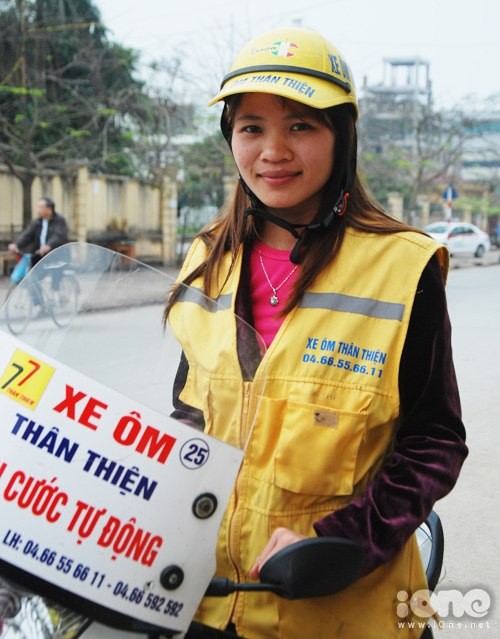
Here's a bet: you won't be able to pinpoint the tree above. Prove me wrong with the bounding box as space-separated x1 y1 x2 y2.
359 146 414 208
0 0 149 225
177 132 228 210
359 92 474 223
131 56 196 185
406 106 473 221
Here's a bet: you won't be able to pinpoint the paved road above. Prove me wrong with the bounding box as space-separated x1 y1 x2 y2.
449 248 500 269
431 260 499 637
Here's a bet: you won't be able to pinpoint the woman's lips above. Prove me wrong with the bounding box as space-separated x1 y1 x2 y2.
258 171 300 185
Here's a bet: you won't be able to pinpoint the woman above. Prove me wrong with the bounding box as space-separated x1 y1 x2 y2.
165 27 468 639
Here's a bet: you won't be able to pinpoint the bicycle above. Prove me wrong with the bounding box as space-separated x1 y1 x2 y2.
4 252 79 335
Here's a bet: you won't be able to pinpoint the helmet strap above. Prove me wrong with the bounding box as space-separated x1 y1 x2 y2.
241 175 350 264
244 206 302 239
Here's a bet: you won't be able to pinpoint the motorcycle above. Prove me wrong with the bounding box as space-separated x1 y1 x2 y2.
0 244 443 639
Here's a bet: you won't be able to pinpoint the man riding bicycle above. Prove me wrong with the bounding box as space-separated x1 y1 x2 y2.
8 196 68 267
4 197 77 333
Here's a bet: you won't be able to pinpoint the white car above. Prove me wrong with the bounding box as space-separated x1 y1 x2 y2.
423 222 491 258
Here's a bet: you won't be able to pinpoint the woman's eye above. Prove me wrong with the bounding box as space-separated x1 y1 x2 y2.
241 125 261 133
291 121 312 131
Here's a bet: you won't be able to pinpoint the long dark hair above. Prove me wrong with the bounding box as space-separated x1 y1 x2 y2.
164 97 420 321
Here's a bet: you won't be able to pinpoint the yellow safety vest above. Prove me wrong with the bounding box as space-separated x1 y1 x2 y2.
169 228 448 638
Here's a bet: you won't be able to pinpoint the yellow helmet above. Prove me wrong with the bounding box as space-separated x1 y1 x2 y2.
208 27 358 117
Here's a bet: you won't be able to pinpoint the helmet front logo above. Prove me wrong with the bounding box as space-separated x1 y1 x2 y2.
271 40 298 58
250 40 298 58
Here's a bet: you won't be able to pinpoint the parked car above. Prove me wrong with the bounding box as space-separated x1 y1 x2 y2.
423 221 491 258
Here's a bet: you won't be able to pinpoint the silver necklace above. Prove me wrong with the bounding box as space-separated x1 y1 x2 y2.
258 249 298 307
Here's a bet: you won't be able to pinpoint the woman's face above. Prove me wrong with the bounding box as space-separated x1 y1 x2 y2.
231 93 335 224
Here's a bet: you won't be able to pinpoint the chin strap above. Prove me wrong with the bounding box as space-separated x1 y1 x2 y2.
244 207 302 239
244 189 349 264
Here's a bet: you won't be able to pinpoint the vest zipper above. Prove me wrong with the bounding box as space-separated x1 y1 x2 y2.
227 380 252 625
239 381 252 448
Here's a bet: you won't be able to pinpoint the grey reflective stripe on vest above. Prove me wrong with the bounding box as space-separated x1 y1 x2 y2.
177 287 232 312
300 292 405 321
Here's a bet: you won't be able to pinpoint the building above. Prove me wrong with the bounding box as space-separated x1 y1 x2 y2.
461 111 500 183
359 57 432 153
359 57 499 230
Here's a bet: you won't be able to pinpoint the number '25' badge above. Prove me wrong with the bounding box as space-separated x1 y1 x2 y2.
0 348 55 409
180 438 210 469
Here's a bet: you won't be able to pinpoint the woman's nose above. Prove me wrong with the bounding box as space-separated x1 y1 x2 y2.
260 132 293 161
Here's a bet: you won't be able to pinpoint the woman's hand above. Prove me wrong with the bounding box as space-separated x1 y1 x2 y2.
249 527 307 579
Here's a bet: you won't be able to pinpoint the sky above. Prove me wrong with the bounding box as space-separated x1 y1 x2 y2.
95 0 500 111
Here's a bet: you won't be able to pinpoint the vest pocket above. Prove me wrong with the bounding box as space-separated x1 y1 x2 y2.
273 400 367 497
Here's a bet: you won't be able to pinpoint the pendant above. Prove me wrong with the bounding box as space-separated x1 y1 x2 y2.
270 294 279 307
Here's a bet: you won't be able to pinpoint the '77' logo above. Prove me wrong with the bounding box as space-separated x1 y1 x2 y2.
0 348 55 409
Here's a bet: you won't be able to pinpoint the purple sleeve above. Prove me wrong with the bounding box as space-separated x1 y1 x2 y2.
171 351 205 429
313 255 468 575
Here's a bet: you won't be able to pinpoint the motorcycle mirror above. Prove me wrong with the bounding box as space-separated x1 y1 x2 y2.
205 537 363 600
259 537 364 600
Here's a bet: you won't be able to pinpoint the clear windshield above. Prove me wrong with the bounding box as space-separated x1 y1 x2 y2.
0 243 267 638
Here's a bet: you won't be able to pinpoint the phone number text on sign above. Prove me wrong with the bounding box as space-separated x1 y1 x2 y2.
2 528 184 619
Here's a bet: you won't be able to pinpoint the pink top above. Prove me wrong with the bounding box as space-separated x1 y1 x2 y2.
249 241 299 348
